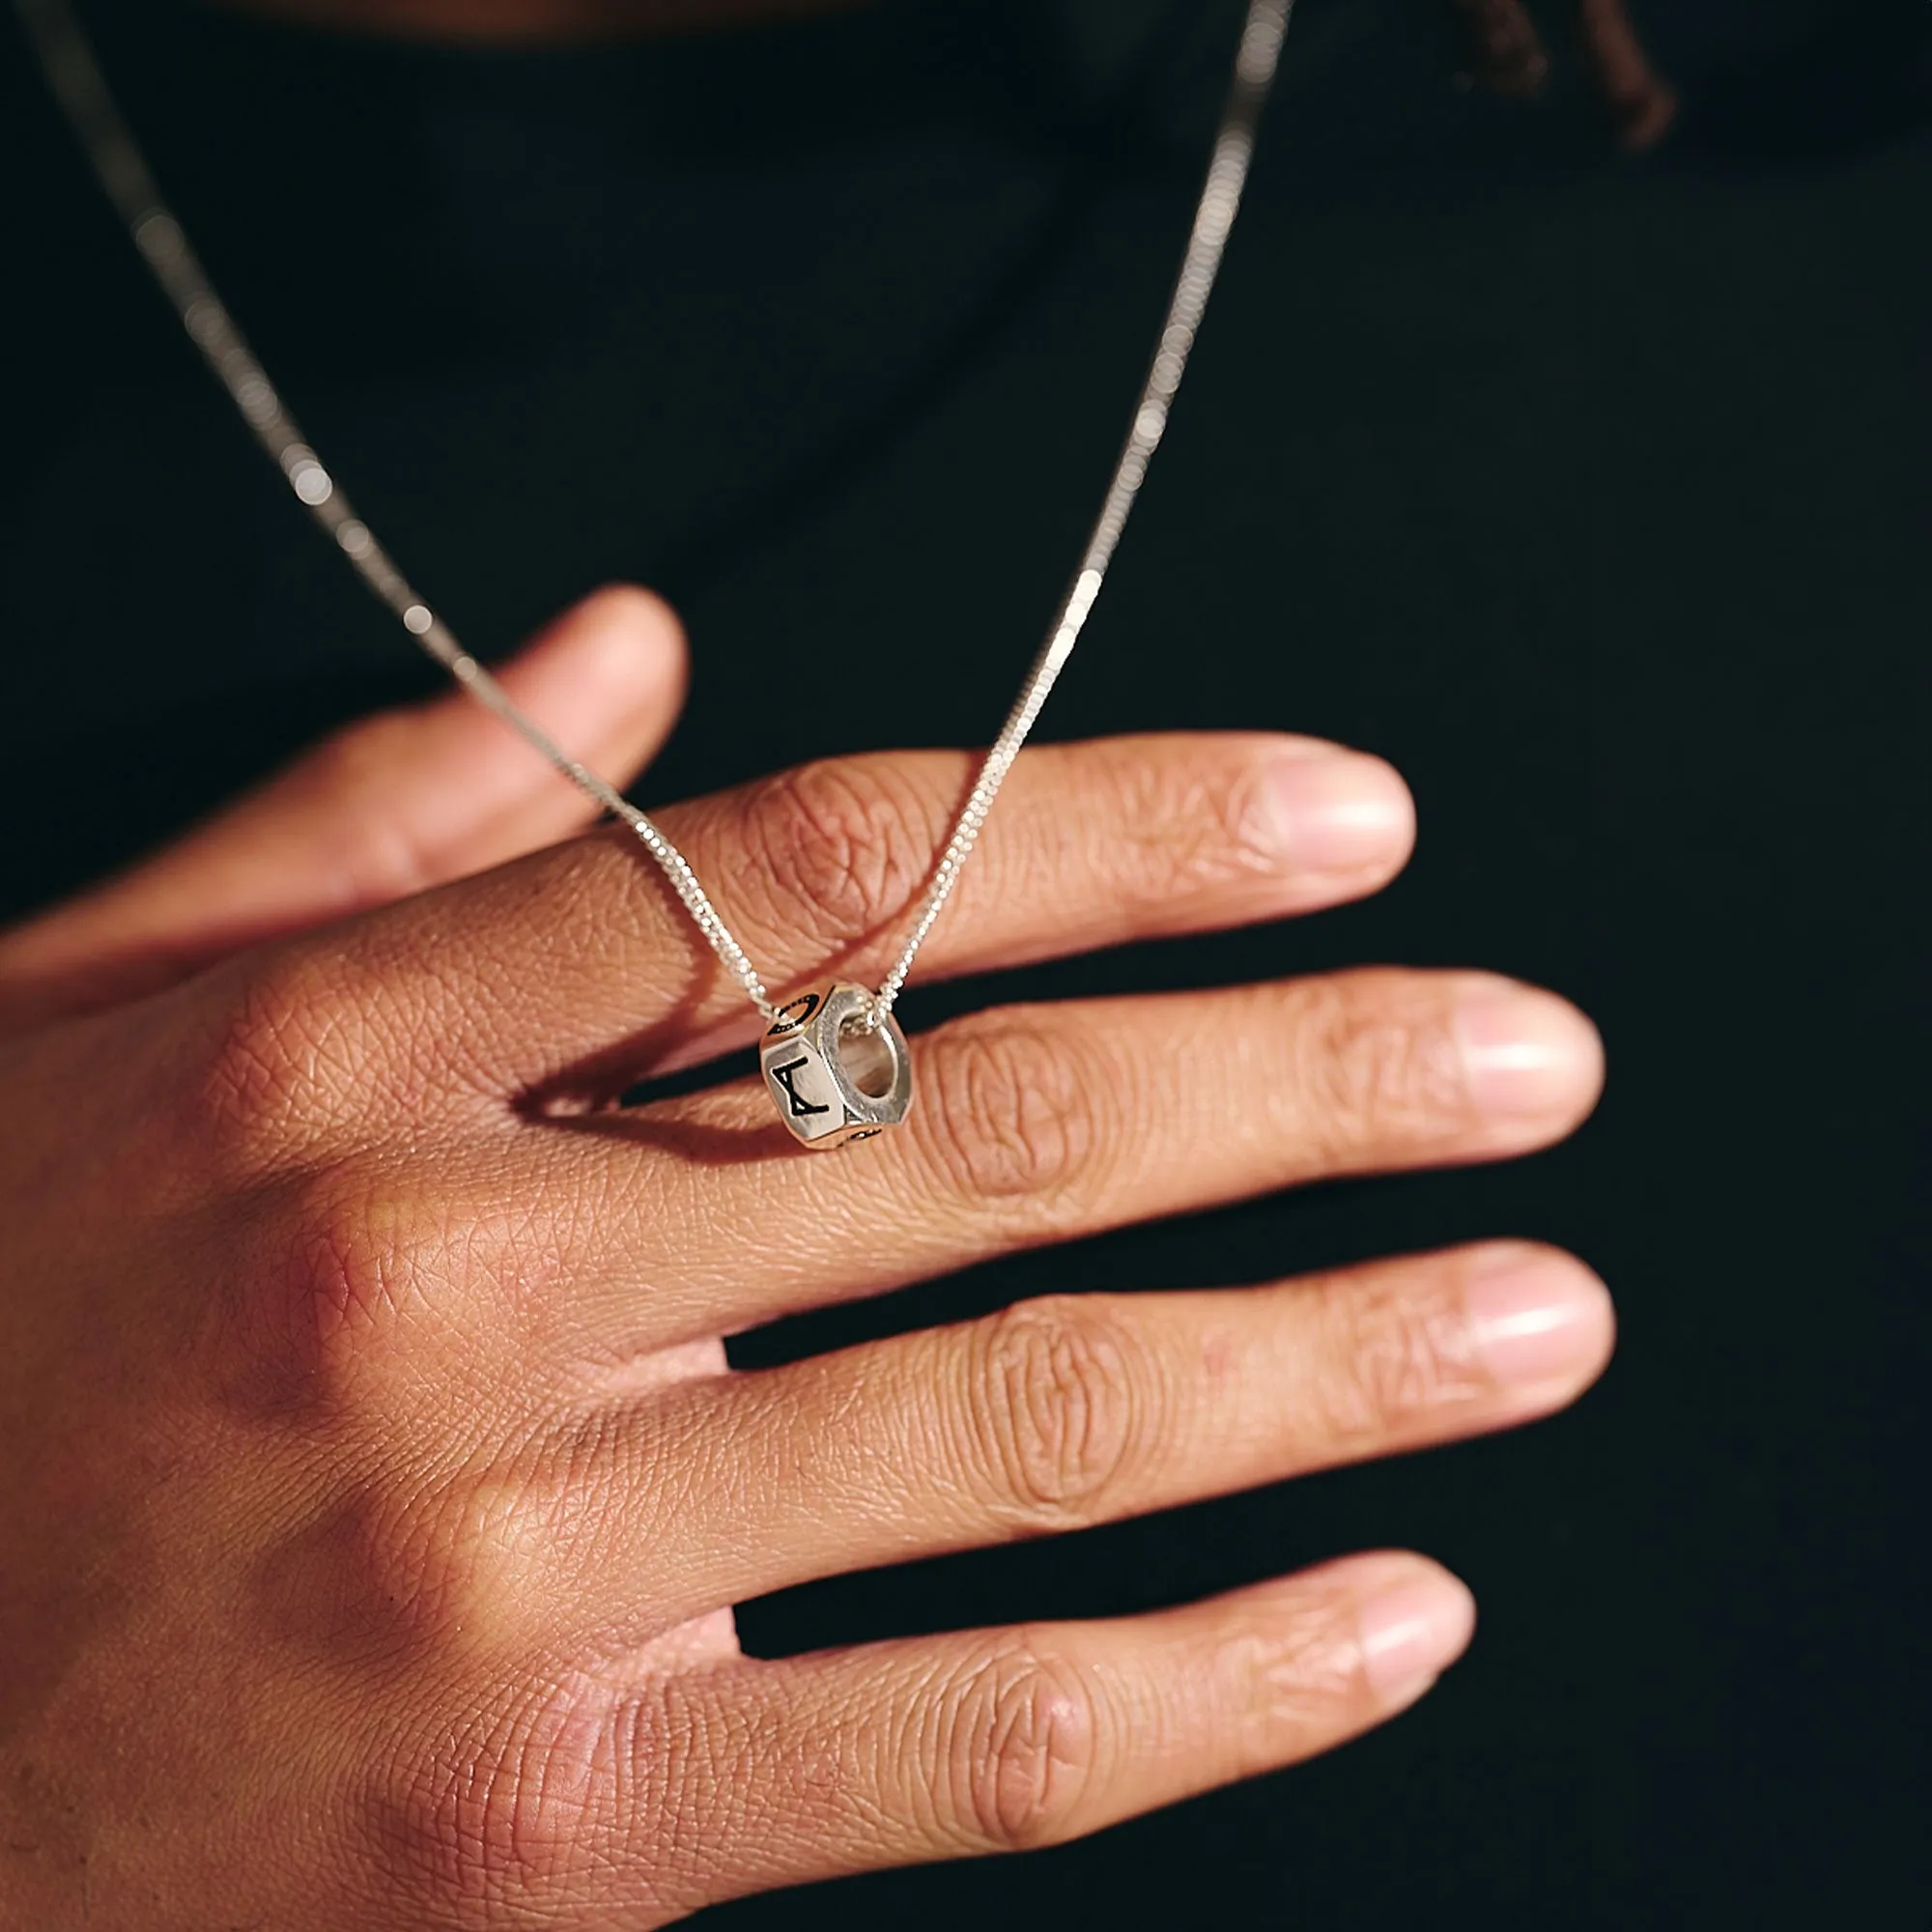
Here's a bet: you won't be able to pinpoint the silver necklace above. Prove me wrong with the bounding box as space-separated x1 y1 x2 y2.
18 0 1293 1148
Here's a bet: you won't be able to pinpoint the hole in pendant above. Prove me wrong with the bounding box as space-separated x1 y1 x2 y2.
838 1020 897 1100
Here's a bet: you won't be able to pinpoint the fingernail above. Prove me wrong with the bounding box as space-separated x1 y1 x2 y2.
1466 1247 1614 1387
1264 751 1413 874
1358 1569 1477 1700
1455 980 1603 1118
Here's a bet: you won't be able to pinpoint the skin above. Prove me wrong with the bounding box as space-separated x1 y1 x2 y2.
0 588 1610 1927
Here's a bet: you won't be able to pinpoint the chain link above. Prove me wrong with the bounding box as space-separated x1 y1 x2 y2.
18 0 1293 1034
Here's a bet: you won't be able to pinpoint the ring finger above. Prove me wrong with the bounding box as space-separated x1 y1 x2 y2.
540 1242 1611 1637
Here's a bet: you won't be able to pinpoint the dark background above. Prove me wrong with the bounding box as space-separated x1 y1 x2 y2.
3 0 1928 1923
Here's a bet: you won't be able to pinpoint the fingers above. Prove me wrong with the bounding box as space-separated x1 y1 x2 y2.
556 967 1603 1347
557 1245 1609 1628
635 1554 1474 1911
385 1556 1470 1915
318 728 1415 1107
0 587 685 1031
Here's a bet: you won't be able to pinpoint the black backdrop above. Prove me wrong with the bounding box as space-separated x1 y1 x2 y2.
2 0 1927 1923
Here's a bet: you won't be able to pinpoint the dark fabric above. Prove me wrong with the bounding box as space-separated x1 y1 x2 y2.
3 0 1926 1922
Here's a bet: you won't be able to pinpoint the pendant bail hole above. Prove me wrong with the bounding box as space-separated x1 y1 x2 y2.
838 1019 899 1100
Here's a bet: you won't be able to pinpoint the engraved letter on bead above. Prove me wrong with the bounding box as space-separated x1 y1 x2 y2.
758 982 914 1149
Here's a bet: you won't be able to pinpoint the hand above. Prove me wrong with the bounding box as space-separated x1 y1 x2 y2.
0 589 1609 1928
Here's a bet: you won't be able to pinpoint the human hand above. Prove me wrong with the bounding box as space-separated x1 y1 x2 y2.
0 588 1609 1928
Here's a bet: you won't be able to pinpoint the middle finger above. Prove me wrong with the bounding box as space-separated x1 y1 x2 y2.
552 966 1603 1350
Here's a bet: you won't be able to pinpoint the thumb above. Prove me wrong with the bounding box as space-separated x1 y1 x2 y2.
0 586 686 1031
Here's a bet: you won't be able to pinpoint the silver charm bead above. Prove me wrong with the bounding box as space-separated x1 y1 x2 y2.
758 982 914 1150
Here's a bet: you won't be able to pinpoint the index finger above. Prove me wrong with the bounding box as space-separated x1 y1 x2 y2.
296 731 1414 1112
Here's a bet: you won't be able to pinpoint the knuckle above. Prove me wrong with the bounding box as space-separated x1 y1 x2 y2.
373 1671 724 1925
742 756 935 951
183 952 376 1172
1215 1584 1368 1756
277 1164 426 1372
1097 747 1291 905
933 1637 1099 1854
1311 1262 1484 1449
219 1159 455 1418
1293 974 1467 1158
916 1013 1112 1208
369 1678 621 1915
970 1296 1151 1526
255 1470 508 1666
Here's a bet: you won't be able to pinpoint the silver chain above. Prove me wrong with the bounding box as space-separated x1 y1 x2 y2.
17 0 1293 1032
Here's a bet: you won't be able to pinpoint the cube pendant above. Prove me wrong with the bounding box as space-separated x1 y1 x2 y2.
759 981 914 1149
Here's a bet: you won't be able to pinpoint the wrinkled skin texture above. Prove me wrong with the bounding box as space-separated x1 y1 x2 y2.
0 590 1609 1927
